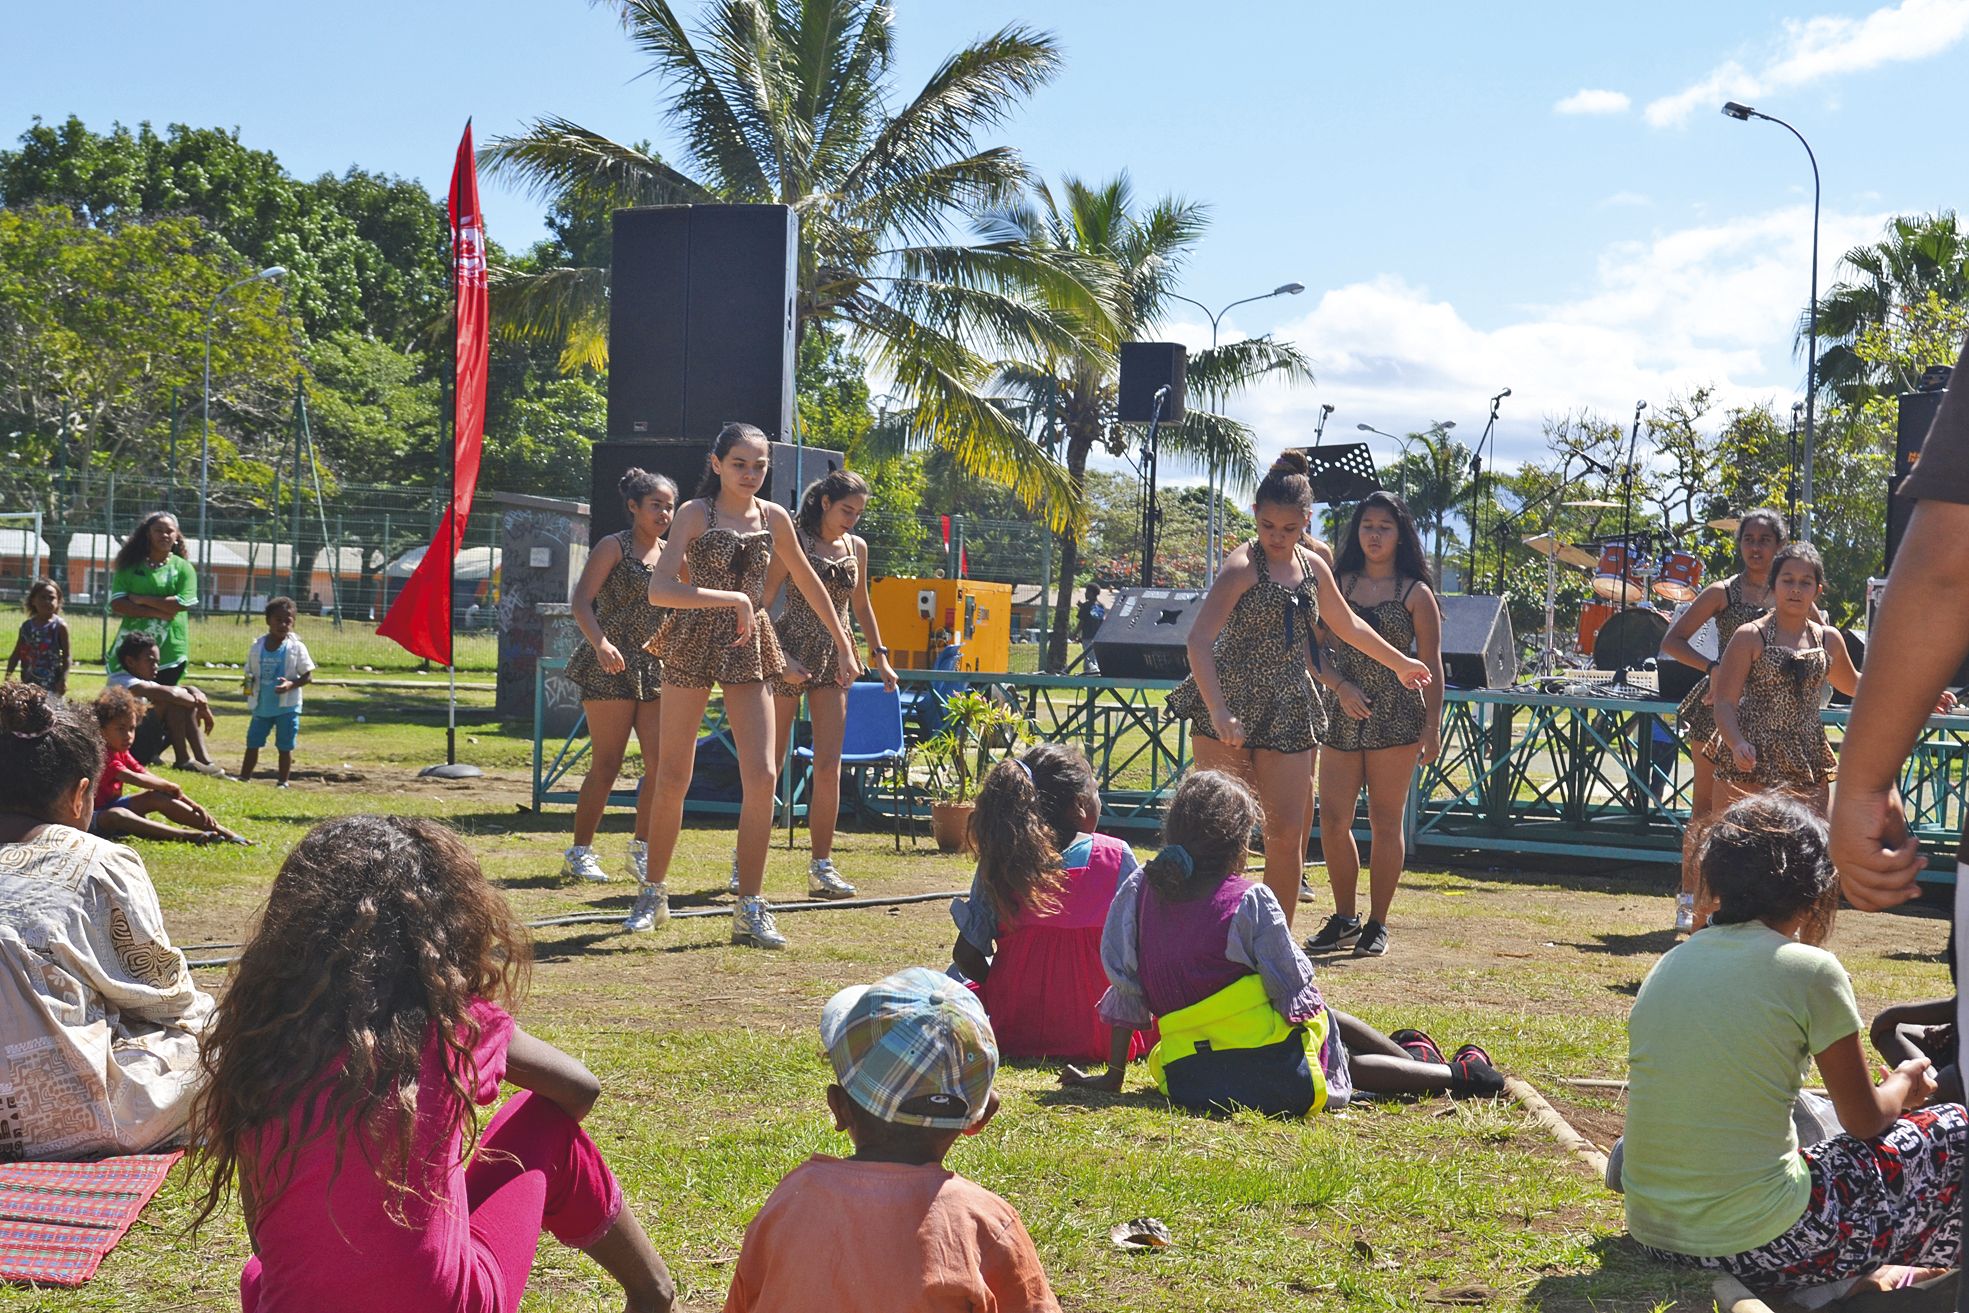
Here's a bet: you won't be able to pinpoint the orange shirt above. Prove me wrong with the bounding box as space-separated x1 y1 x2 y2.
724 1155 1058 1313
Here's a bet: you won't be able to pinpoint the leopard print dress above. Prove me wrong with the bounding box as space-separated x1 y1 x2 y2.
648 498 786 689
563 529 665 701
1319 575 1426 752
771 534 858 698
1710 621 1838 790
1678 575 1771 753
1166 543 1327 754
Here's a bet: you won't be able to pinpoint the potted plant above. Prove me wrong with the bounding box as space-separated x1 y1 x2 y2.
912 690 1031 853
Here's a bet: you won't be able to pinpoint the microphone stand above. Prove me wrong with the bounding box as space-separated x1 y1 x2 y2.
1472 392 1505 593
1619 403 1646 616
1139 387 1169 588
1488 454 1596 675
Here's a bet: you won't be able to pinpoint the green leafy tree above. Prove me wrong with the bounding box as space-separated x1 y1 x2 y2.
1805 211 1969 406
1381 426 1472 587
483 0 1103 512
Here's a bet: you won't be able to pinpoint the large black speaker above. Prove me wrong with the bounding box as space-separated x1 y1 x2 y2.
589 439 846 540
1116 342 1187 424
607 204 798 443
1091 587 1206 678
1439 595 1517 689
1887 387 1947 570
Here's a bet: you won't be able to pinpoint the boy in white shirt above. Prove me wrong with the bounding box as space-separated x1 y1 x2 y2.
240 597 316 787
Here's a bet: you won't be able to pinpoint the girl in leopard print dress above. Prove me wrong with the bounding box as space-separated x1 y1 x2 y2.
627 424 862 951
768 470 898 900
1168 452 1432 924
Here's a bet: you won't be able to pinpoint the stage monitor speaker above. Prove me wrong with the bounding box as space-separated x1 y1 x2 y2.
1116 342 1187 424
607 204 798 443
1090 587 1206 679
590 439 845 539
1439 595 1517 689
1887 387 1947 570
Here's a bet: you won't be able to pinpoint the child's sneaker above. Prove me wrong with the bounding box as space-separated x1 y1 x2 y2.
732 895 788 949
1298 874 1316 904
1674 892 1696 933
727 852 741 896
1390 1028 1446 1066
561 844 610 884
1448 1042 1505 1099
808 858 856 900
623 881 669 932
626 838 649 884
1304 913 1361 953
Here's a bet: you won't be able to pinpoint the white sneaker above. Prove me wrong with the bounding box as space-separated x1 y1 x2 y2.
623 882 669 932
731 895 788 949
808 858 856 900
626 839 648 884
1674 892 1697 934
562 845 609 884
727 852 742 896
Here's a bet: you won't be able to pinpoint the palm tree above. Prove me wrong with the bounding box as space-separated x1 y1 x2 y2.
1802 211 1969 405
980 175 1312 670
482 0 1111 512
1384 426 1472 587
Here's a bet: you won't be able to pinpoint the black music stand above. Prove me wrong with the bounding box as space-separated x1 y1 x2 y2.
1298 443 1381 504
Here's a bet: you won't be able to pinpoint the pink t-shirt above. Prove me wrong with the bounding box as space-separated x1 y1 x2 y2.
242 999 515 1312
724 1155 1058 1313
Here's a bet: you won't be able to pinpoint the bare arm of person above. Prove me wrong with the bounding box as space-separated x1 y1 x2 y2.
952 935 991 985
1817 1029 1934 1140
644 502 757 639
769 504 860 678
1824 621 1862 699
504 1025 602 1122
121 763 182 798
110 596 175 619
1311 554 1429 688
1183 546 1258 745
1409 582 1446 765
1710 625 1761 774
1660 581 1730 671
850 537 898 690
1060 1025 1132 1092
569 532 627 670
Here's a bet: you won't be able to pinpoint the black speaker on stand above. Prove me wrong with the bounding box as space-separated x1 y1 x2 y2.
1438 595 1517 689
1116 343 1187 423
1887 385 1948 571
1090 588 1207 678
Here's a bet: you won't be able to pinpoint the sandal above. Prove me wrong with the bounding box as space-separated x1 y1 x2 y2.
1390 1028 1445 1065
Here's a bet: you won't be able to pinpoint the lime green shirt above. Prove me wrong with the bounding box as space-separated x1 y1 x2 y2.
109 555 198 670
1623 921 1860 1256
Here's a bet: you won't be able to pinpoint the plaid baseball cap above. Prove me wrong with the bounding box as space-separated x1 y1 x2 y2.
819 967 999 1130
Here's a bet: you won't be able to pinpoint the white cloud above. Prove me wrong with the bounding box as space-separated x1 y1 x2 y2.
1646 0 1969 127
1203 206 1889 481
1600 191 1653 208
1554 88 1631 116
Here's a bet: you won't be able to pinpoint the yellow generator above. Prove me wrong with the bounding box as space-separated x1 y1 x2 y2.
869 578 1012 672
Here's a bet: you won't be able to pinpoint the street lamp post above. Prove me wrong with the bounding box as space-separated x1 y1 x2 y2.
1165 282 1304 582
1722 100 1820 538
201 266 287 591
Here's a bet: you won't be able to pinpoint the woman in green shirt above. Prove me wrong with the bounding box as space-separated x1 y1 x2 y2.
108 512 217 772
1624 793 1963 1291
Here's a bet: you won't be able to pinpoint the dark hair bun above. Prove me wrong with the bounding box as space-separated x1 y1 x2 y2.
0 683 54 739
618 467 648 496
1270 450 1311 477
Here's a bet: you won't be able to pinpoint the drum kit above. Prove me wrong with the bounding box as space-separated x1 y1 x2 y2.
1521 508 1727 676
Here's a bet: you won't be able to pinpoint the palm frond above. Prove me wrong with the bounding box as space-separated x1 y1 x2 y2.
1185 335 1315 397
847 148 1029 247
487 264 611 372
609 0 774 196
479 118 716 206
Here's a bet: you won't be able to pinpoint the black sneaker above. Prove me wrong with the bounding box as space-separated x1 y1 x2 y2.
1304 914 1361 953
1354 919 1390 957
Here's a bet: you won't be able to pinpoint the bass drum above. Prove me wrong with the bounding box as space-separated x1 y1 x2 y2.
1593 608 1669 678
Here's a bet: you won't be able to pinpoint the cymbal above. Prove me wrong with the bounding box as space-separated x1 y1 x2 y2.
1563 499 1620 509
1592 575 1647 604
1521 534 1597 570
1707 517 1741 533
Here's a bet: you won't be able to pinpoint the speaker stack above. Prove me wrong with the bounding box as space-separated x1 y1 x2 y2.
1115 343 1187 424
1887 382 1949 571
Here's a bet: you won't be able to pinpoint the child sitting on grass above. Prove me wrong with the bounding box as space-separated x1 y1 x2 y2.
1064 769 1501 1115
190 815 674 1313
107 631 223 775
949 744 1153 1063
90 687 244 845
724 967 1057 1313
239 596 314 787
1623 793 1965 1292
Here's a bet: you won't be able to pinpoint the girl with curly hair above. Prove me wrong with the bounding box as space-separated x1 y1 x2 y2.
190 815 673 1313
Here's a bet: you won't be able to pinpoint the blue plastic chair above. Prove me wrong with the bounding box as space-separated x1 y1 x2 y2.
900 642 966 738
789 681 912 850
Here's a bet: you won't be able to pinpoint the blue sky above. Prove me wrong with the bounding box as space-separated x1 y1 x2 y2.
8 0 1968 477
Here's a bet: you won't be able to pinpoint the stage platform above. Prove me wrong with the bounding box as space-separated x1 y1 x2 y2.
532 662 1969 878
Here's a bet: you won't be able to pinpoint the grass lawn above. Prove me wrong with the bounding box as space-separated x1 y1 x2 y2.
5 697 1952 1311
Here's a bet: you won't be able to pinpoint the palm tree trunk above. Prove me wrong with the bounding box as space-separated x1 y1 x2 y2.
1045 426 1096 673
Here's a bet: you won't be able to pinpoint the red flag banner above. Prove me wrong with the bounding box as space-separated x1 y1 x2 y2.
939 515 951 549
379 121 489 665
959 546 969 578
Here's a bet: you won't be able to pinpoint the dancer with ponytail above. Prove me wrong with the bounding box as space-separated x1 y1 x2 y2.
1063 769 1501 1111
560 468 675 885
626 424 861 948
768 469 898 900
949 744 1151 1063
1306 491 1443 958
1166 451 1430 923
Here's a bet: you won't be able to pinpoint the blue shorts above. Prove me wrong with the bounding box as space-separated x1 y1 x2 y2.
247 711 300 752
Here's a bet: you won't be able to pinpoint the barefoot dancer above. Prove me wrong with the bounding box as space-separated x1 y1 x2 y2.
1166 452 1430 923
627 424 860 948
1306 492 1443 959
560 468 675 885
769 470 898 900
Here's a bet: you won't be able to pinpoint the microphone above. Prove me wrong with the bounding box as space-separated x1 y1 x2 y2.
1154 385 1171 398
1575 452 1611 475
1492 387 1512 402
1320 403 1335 415
1634 400 1647 414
